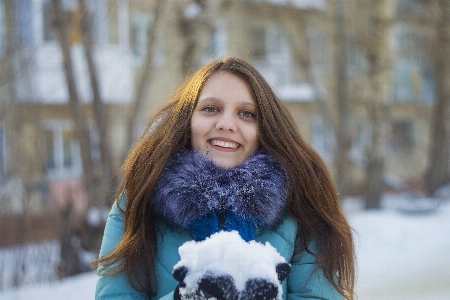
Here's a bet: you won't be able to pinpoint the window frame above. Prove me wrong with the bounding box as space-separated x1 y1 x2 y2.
389 119 416 154
307 29 331 76
42 121 82 181
392 26 436 104
0 125 7 183
310 116 336 161
250 24 292 88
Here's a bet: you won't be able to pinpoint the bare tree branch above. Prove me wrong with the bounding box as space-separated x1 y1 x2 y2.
126 0 165 150
78 0 115 205
425 0 450 195
364 0 395 209
51 0 94 198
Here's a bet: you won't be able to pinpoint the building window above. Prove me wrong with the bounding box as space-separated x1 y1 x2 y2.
107 0 119 44
0 1 5 59
249 26 266 60
90 0 129 47
310 117 335 160
130 13 151 59
0 126 7 182
42 0 58 41
397 0 428 15
389 119 415 154
43 122 82 180
250 25 288 61
348 120 371 166
201 21 228 66
106 0 128 46
130 12 164 66
15 0 33 48
266 26 285 58
212 21 227 57
250 25 291 87
42 0 89 44
308 29 330 75
205 20 227 59
40 0 112 44
347 38 367 76
393 29 435 104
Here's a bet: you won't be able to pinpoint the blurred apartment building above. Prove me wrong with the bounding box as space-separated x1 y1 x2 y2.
0 0 440 217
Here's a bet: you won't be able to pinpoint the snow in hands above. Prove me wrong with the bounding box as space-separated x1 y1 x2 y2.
173 231 291 300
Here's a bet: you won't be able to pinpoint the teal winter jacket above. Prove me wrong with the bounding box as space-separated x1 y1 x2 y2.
95 196 342 299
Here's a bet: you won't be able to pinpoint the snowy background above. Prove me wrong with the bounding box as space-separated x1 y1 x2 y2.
1 194 449 300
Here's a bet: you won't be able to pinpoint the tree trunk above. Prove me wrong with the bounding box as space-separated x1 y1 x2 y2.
2 0 15 103
78 0 115 205
365 103 389 209
124 0 218 152
126 0 165 150
59 202 83 278
425 0 450 195
284 1 352 197
177 1 217 77
52 0 95 278
332 0 352 197
284 13 337 128
52 0 94 199
364 0 395 209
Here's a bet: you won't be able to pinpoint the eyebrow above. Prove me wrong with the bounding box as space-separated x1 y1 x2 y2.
198 96 257 107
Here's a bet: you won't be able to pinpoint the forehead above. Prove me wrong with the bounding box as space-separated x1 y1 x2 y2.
199 71 255 102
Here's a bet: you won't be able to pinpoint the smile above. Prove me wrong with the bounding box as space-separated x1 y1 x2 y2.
210 139 240 149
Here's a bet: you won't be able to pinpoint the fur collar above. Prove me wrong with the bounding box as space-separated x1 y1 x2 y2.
151 148 288 230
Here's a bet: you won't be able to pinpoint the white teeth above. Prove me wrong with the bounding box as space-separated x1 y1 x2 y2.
211 140 239 149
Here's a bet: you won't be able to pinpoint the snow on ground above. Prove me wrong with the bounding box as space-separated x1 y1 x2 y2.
348 197 450 300
0 272 97 300
0 241 60 290
1 196 450 299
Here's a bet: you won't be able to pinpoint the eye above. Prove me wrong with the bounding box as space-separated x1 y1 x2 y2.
239 110 256 119
201 106 219 113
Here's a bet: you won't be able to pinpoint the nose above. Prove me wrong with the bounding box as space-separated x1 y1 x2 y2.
216 114 237 132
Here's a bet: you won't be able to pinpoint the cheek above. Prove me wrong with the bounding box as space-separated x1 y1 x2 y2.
247 126 260 149
190 121 205 148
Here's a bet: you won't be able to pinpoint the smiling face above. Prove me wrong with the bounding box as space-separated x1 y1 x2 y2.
190 71 260 169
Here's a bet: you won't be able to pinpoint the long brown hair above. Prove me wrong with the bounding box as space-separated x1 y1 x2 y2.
93 57 355 299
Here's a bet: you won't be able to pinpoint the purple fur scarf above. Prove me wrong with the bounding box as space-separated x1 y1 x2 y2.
151 148 288 231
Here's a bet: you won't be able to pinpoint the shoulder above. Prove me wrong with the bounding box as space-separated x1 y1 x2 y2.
97 193 128 259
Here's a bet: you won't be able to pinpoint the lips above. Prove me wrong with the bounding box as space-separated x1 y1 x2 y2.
210 139 240 149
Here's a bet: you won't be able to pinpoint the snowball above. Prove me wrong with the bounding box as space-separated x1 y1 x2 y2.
174 231 286 293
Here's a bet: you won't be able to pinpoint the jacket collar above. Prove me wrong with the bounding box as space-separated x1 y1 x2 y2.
151 148 288 230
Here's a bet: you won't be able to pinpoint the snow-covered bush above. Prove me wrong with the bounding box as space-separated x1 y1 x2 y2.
0 241 60 290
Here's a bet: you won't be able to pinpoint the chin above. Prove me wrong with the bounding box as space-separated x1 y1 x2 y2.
213 159 240 169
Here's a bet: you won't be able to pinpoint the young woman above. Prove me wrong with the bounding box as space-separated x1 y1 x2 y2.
93 57 355 299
